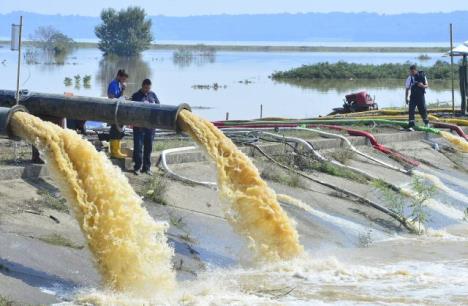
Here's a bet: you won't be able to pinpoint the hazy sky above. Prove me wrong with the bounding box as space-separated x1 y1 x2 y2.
2 0 468 16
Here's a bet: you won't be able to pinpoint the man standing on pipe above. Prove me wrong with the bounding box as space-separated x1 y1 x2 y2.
405 64 429 131
107 69 129 159
131 79 160 175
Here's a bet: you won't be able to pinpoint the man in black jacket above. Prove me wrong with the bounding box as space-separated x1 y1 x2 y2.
131 79 160 175
405 64 429 130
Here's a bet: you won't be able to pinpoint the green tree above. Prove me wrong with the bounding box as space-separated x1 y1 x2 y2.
95 7 153 56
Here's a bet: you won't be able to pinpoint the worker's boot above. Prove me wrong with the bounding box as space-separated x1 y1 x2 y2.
110 140 127 159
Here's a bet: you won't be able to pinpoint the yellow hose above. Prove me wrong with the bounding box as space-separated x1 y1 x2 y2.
439 118 468 126
439 131 468 152
325 108 457 119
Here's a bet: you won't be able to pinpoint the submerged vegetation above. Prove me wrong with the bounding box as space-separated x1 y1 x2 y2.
191 83 226 90
64 77 72 86
173 44 216 67
417 54 431 60
31 26 75 55
271 60 454 80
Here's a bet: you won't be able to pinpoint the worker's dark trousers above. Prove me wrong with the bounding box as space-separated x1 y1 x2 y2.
408 96 429 127
133 127 155 172
109 124 125 140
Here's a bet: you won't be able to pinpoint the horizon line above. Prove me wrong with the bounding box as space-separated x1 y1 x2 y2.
2 9 468 18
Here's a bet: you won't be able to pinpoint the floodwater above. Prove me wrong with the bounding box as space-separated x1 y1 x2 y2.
0 44 458 120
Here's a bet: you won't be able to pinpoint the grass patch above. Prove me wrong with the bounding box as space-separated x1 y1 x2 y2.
329 149 355 165
271 151 368 183
38 233 83 249
169 214 187 230
142 174 169 205
261 164 304 188
153 138 194 152
168 212 196 243
300 158 368 183
27 190 68 213
275 130 320 139
0 296 14 306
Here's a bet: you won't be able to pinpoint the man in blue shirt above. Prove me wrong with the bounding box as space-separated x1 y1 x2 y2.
107 69 128 159
131 79 160 175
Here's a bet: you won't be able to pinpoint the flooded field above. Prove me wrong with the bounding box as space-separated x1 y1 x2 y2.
0 44 458 120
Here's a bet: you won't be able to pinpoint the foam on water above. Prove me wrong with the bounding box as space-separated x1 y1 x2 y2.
277 194 389 241
68 253 468 305
401 172 467 229
413 170 468 204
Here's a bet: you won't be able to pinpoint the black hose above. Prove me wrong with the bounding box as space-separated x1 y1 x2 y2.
249 143 418 233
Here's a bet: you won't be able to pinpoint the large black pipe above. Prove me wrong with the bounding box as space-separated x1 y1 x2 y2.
0 105 28 139
0 90 191 132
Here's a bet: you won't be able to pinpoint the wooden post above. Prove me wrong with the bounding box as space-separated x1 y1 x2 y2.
15 16 23 105
450 23 455 115
260 104 263 119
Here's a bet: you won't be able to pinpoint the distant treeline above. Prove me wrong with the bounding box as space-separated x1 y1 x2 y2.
271 61 456 80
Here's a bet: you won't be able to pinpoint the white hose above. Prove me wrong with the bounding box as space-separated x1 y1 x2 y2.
295 127 409 174
222 127 408 175
159 146 217 187
224 129 396 182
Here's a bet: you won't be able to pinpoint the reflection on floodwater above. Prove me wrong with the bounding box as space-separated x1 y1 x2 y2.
273 78 456 94
172 48 216 68
96 55 152 96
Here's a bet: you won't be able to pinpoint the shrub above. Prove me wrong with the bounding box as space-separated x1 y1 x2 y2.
143 174 168 205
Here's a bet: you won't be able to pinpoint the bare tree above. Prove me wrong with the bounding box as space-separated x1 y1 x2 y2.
32 26 75 55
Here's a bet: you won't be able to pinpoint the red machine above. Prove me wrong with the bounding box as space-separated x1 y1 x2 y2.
330 91 378 115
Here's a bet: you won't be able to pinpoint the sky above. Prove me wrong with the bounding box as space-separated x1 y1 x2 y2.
1 0 468 16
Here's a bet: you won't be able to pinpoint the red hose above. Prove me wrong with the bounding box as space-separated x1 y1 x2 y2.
215 121 420 167
431 122 468 140
307 124 419 167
